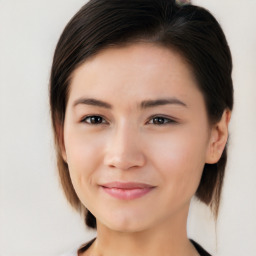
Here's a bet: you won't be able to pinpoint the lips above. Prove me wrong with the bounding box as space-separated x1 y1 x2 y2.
100 182 155 200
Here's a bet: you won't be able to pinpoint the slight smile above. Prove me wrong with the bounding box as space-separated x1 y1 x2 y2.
100 182 156 200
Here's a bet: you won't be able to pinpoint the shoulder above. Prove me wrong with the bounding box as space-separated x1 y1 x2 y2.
60 238 96 256
190 239 212 256
59 249 78 256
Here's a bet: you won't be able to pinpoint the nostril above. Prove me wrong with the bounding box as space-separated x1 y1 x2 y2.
104 151 146 170
103 128 146 169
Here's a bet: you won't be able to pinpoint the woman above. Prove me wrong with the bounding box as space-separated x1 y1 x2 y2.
49 0 233 255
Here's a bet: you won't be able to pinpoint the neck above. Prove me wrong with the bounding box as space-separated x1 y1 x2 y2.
84 205 198 256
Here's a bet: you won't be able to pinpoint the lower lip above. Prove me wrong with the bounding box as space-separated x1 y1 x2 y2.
101 186 154 200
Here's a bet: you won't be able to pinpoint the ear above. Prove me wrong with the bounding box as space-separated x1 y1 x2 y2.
206 109 231 164
56 121 67 163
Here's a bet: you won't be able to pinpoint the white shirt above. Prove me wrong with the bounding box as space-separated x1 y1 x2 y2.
60 249 78 256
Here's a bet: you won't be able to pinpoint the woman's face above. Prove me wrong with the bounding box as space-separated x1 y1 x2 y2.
63 43 215 232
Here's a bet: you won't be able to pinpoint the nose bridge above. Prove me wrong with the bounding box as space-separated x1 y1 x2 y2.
104 120 145 170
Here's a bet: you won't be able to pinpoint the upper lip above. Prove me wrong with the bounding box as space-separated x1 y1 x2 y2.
100 182 155 189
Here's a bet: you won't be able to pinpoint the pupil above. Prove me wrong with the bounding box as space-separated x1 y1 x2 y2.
154 117 164 124
91 116 102 123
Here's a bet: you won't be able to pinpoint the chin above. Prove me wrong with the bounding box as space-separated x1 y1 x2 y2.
107 222 147 233
100 213 151 233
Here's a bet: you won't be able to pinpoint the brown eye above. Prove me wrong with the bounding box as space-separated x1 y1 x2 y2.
148 116 176 125
153 117 166 124
82 115 107 124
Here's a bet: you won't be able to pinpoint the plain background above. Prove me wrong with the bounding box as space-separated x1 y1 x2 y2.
0 0 256 255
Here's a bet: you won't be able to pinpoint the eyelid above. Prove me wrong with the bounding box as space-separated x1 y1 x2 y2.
80 114 109 124
79 114 179 125
146 115 178 125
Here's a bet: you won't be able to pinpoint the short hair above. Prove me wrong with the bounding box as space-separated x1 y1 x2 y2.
50 0 233 229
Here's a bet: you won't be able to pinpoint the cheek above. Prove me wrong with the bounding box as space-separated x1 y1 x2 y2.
65 127 104 167
148 128 208 196
63 129 105 198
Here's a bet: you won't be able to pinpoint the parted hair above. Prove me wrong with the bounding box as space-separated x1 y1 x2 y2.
50 0 233 228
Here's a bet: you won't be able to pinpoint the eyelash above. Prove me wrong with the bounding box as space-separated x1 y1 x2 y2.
81 115 108 125
147 115 177 125
81 115 177 126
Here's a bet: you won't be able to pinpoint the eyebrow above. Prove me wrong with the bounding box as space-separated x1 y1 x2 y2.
73 98 112 109
73 97 187 109
140 98 187 109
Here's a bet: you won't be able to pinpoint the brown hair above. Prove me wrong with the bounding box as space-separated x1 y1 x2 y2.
50 0 233 228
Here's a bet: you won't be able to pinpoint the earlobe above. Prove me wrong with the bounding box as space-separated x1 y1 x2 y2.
206 109 231 164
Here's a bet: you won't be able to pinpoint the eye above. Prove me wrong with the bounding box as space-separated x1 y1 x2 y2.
81 115 107 125
148 116 177 125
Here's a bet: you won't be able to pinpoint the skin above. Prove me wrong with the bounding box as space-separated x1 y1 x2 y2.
61 43 230 256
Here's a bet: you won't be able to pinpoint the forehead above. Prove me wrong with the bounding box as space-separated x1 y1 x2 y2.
72 42 194 80
68 43 203 108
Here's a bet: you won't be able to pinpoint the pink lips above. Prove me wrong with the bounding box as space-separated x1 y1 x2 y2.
100 182 155 200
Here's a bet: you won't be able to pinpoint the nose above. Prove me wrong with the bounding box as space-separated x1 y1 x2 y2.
103 123 146 170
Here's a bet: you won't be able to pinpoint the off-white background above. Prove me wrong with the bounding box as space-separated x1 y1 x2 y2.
0 0 255 255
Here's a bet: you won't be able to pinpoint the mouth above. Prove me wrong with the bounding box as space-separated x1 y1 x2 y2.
99 182 156 200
